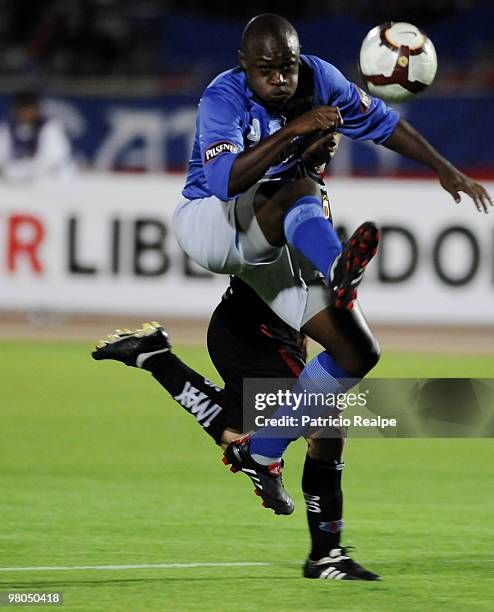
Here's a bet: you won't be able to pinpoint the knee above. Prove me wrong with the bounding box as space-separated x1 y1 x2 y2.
275 177 320 212
365 337 381 372
339 336 381 378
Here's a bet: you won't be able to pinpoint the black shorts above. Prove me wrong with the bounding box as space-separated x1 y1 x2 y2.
207 277 307 432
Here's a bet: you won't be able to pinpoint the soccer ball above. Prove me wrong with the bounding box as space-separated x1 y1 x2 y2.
359 22 438 102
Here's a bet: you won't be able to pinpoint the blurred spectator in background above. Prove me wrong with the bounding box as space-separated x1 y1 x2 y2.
0 90 74 183
0 0 490 175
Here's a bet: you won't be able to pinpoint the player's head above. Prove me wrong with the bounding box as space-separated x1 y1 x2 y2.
12 90 41 125
239 14 300 109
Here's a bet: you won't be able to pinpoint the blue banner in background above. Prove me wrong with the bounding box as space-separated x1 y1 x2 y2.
160 10 494 76
1 93 492 175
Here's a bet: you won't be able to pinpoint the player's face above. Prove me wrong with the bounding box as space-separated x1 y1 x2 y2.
240 36 300 109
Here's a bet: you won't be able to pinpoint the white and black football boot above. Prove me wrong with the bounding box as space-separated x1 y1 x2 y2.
303 547 381 580
92 322 171 368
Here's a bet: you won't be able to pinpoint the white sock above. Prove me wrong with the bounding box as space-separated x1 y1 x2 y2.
136 348 170 368
251 453 281 466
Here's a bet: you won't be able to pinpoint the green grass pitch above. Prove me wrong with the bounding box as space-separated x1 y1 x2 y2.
1 340 494 611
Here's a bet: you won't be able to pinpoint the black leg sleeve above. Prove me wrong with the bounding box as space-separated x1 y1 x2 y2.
302 453 344 560
143 352 234 445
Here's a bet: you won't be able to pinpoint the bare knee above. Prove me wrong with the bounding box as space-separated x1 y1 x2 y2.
302 305 381 380
353 336 381 377
336 336 381 378
362 336 381 374
309 333 380 378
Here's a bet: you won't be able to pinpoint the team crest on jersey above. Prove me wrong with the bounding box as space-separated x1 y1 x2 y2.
322 191 330 220
204 141 239 163
355 85 371 113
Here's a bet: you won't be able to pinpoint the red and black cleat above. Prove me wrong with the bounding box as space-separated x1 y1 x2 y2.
329 222 380 310
222 435 294 516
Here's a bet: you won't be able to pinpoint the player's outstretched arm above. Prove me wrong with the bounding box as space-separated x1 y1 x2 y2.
382 118 493 213
228 106 341 196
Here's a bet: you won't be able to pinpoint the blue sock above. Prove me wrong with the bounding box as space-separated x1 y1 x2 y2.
250 352 359 460
284 195 342 281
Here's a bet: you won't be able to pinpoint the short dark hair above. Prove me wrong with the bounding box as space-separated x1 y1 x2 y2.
240 13 299 55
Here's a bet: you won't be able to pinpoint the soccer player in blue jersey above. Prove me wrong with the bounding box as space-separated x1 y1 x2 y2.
92 14 491 579
174 13 492 518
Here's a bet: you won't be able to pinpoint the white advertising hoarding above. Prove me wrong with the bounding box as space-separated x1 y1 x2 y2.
0 174 492 324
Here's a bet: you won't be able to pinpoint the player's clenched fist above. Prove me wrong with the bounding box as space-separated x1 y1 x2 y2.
288 106 343 136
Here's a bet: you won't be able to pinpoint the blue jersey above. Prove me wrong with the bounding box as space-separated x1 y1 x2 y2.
182 55 400 201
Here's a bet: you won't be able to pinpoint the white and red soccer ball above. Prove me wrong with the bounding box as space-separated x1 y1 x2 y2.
359 22 438 102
